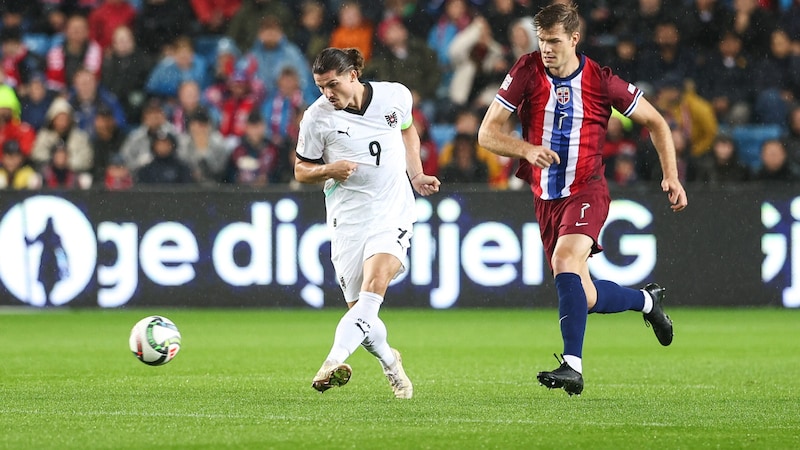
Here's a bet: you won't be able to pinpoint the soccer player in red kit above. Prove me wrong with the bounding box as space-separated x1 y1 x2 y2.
478 3 688 396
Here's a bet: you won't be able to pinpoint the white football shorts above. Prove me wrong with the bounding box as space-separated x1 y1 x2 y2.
330 225 413 302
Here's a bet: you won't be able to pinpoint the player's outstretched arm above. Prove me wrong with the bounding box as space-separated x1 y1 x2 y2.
478 101 560 168
402 123 440 196
629 97 688 212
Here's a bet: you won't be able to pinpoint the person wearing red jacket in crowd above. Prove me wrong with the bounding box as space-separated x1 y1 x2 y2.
412 108 439 177
0 26 44 90
203 67 263 150
0 83 36 159
88 0 138 51
190 0 243 34
45 14 102 92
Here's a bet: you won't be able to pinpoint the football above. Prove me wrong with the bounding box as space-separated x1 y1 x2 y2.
129 315 182 366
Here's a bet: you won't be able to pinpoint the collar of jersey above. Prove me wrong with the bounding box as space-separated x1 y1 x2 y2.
343 82 373 116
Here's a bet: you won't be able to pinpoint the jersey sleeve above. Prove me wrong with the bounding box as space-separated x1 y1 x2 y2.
494 53 536 113
398 84 414 130
295 108 325 163
603 66 643 117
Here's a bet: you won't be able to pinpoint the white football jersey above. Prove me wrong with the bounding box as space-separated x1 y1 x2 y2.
296 81 417 235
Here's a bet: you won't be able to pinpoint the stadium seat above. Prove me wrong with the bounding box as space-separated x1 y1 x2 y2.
730 124 784 171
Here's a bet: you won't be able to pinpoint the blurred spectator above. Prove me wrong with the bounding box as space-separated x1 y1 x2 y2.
447 15 507 109
781 105 800 168
485 0 531 50
87 0 137 51
607 34 639 86
135 0 198 56
120 98 182 172
294 0 329 63
678 0 733 65
227 0 294 52
36 0 102 18
136 129 194 184
438 132 488 183
695 134 752 183
636 20 695 88
31 97 93 172
0 84 36 158
427 0 471 69
609 152 639 187
169 80 217 134
261 66 304 148
366 17 440 117
752 29 800 126
602 113 638 180
190 0 242 35
225 110 282 184
623 0 675 49
68 67 128 137
0 139 39 190
90 104 126 187
0 1 32 31
426 0 471 105
731 0 777 59
180 108 228 184
19 73 56 130
413 108 439 177
383 0 435 38
755 139 798 182
0 26 44 89
101 25 154 125
241 15 318 105
329 1 374 61
210 37 240 85
437 107 505 188
30 1 68 37
104 153 133 190
507 16 537 62
639 126 699 183
781 0 800 48
145 36 210 98
204 67 261 150
696 31 753 126
45 15 103 92
653 73 718 158
39 139 85 189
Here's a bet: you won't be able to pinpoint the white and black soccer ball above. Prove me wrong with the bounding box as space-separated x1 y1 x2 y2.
129 315 181 366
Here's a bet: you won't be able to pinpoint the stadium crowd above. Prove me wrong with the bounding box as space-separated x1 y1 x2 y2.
0 0 798 191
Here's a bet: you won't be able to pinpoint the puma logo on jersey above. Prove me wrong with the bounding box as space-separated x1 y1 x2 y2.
336 127 350 137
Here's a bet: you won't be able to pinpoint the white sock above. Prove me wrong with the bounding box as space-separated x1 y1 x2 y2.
563 354 582 374
641 290 653 314
361 313 397 370
325 291 383 363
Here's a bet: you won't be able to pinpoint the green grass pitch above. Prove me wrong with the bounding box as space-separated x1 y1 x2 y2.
1 307 798 449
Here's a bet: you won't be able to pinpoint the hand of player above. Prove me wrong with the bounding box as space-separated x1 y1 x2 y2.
411 173 441 197
662 177 688 212
327 160 359 182
525 145 560 169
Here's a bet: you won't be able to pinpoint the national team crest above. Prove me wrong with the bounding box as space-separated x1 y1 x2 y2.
556 86 571 106
385 111 398 128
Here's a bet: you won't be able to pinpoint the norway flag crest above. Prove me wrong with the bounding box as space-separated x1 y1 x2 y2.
556 86 571 105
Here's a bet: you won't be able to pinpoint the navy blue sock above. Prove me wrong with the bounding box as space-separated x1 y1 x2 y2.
589 280 645 314
555 272 587 359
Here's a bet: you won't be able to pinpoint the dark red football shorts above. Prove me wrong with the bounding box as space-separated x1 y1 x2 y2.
533 177 611 269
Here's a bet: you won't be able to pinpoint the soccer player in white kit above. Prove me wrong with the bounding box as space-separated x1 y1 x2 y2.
295 47 440 398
